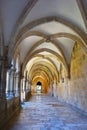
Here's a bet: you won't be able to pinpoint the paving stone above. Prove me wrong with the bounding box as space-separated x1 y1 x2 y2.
3 95 87 130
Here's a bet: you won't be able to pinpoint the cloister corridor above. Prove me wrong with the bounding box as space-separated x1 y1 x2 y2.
0 1 87 130
3 94 87 130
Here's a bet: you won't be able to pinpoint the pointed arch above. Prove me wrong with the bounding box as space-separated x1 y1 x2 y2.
22 48 69 77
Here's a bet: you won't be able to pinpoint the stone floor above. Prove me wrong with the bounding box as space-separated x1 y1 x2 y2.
3 95 87 130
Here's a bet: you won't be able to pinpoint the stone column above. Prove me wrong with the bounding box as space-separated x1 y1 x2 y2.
26 80 28 91
15 72 20 96
26 80 30 92
20 78 23 102
56 81 59 97
22 77 25 101
0 64 2 97
28 81 31 92
13 72 16 96
17 72 20 95
6 70 11 96
53 80 57 97
10 70 14 96
25 79 27 94
49 82 53 96
1 61 9 99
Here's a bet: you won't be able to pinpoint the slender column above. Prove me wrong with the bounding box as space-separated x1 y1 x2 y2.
56 81 59 97
1 62 8 99
10 70 14 96
29 81 32 92
21 78 23 93
13 72 16 96
28 81 30 91
15 72 20 96
26 80 28 91
25 78 27 93
53 80 57 97
22 78 25 101
6 70 10 96
20 78 23 102
49 82 53 96
20 77 26 103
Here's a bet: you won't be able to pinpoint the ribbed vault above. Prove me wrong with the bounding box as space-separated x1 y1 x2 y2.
8 10 87 95
0 2 87 124
14 19 87 94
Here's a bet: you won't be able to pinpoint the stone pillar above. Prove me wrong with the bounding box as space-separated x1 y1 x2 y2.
13 72 16 96
6 70 11 96
1 61 8 99
29 81 31 92
26 80 28 91
20 78 23 102
56 81 59 97
49 82 53 96
17 73 20 94
9 70 15 96
25 79 27 93
0 64 2 97
23 78 25 101
15 72 20 96
53 80 57 97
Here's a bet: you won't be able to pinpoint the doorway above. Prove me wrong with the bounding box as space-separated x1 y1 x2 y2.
37 81 42 93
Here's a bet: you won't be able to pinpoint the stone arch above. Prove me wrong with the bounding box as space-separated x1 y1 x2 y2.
30 66 54 82
37 81 42 86
9 16 87 61
22 48 69 77
32 75 49 94
28 57 59 80
9 0 39 46
32 73 50 85
17 16 87 43
31 70 51 84
29 63 54 81
23 36 66 63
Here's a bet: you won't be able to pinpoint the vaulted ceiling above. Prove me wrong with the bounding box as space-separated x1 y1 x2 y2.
0 0 87 83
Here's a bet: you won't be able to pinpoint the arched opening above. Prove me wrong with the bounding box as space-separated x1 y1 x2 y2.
36 81 42 94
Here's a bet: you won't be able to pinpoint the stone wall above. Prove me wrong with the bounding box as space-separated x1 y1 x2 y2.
57 43 87 113
0 97 20 129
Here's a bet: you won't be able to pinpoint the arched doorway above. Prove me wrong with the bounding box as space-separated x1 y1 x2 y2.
36 81 42 93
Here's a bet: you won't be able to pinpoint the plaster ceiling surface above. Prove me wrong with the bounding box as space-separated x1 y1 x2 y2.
24 37 74 64
36 51 55 56
56 38 75 63
0 0 29 44
32 42 62 56
0 0 86 45
19 36 42 62
48 56 60 71
18 20 78 64
30 21 79 36
21 0 86 33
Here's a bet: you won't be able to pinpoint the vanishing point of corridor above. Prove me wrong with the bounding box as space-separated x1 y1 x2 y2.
3 95 87 130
